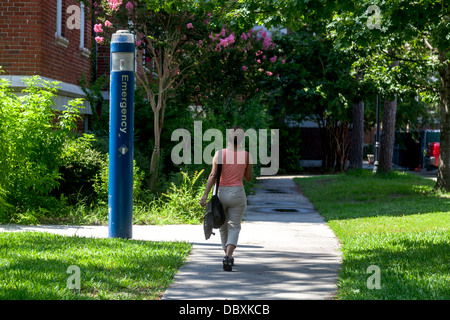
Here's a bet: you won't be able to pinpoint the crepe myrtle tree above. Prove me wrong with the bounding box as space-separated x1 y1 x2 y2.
182 27 282 122
89 0 281 188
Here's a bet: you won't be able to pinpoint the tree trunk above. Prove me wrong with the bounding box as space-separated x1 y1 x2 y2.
435 53 450 190
331 121 351 172
149 110 161 189
378 58 399 173
378 96 397 173
319 118 351 172
349 100 364 169
319 118 335 170
138 25 182 190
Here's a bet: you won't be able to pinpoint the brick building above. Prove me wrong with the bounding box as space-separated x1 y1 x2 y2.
0 0 98 132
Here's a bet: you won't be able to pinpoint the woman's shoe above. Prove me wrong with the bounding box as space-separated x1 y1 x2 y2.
223 255 232 271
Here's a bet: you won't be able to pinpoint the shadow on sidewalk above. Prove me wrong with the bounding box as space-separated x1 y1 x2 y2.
164 244 340 300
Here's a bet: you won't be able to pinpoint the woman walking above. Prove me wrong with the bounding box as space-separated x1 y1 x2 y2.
200 126 252 271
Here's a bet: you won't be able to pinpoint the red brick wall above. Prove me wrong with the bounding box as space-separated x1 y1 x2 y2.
96 44 110 79
0 0 42 75
0 0 92 86
41 0 92 85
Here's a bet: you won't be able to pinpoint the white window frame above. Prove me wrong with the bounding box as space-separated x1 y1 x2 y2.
55 0 69 48
79 3 90 58
79 2 85 49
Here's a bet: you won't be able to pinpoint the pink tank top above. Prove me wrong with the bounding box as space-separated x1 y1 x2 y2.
219 149 248 187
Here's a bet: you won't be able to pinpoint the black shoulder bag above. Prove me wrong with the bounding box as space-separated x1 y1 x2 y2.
203 150 226 240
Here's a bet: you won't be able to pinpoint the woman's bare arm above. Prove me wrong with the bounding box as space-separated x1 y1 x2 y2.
200 151 219 207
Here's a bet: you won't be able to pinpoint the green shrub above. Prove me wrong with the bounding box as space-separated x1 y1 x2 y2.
161 169 205 221
57 135 105 203
0 76 83 205
0 188 14 223
134 170 206 225
93 155 146 204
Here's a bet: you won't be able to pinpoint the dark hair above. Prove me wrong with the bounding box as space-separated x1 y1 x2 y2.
229 126 245 146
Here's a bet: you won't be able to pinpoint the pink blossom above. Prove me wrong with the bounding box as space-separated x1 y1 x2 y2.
226 34 235 45
270 56 277 63
241 32 248 40
282 59 286 64
198 40 203 47
256 59 261 64
145 57 151 63
136 40 141 46
94 23 103 33
262 37 272 50
187 23 193 29
125 1 133 11
107 0 122 11
219 39 227 47
242 66 247 71
220 28 226 37
263 55 266 60
266 71 273 76
105 20 112 27
216 34 235 51
95 36 104 44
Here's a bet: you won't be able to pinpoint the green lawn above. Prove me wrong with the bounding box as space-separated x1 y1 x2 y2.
0 232 191 300
294 170 450 300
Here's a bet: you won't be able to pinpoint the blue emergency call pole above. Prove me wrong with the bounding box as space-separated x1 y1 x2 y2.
108 30 135 239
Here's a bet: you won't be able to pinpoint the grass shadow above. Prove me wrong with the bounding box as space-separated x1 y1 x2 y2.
337 232 450 300
0 232 191 300
293 171 450 300
294 170 450 221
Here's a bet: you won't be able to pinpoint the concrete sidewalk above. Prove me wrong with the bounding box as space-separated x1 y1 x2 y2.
162 175 342 300
0 175 342 300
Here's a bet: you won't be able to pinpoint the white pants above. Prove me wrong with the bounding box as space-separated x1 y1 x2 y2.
217 186 247 250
